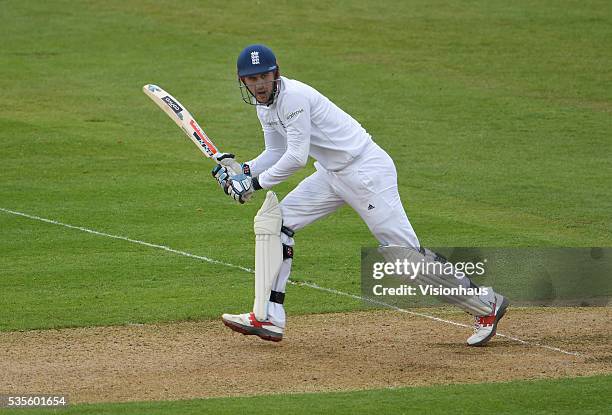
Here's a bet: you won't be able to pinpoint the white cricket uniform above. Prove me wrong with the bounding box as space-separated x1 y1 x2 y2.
247 76 420 327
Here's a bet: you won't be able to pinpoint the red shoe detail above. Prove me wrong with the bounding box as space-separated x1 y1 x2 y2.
248 312 274 328
476 302 497 326
477 314 496 326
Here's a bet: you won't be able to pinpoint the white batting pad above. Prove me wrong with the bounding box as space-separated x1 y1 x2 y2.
253 191 284 321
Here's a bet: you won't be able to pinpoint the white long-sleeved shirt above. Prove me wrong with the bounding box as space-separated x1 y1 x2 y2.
247 77 373 189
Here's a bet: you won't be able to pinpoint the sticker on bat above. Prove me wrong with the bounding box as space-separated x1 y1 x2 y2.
189 119 217 156
192 132 215 157
162 96 183 115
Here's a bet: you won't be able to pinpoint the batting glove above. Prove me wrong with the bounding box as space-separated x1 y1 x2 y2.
211 164 231 194
228 173 256 204
214 152 242 176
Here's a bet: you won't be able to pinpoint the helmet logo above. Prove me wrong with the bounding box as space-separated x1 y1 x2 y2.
250 51 260 65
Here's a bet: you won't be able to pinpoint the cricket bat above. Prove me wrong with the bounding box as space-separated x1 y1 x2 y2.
142 84 240 175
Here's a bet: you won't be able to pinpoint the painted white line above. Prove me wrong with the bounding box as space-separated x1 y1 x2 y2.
0 208 253 273
1 207 583 357
296 281 582 356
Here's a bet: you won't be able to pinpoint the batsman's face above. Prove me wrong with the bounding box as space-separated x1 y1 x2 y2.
242 71 276 103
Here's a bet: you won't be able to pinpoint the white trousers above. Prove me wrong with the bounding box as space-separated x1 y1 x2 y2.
268 142 420 327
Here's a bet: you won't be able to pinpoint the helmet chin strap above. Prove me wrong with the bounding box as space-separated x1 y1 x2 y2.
265 74 280 106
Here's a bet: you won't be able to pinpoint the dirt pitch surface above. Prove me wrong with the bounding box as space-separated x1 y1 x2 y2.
1 308 610 404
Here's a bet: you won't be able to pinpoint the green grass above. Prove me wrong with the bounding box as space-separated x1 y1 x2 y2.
2 375 610 415
1 2 610 414
1 0 610 331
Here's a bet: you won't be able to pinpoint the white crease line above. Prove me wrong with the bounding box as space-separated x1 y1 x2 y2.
297 281 583 357
1 207 583 357
0 208 253 273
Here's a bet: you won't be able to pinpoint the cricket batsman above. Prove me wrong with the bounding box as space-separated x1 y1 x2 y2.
213 44 509 346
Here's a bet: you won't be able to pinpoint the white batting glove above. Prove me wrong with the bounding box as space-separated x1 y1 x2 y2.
228 173 255 204
211 164 232 194
214 152 242 176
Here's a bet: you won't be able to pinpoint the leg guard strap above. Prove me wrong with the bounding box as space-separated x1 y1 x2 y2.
270 290 285 304
281 225 295 237
283 244 294 259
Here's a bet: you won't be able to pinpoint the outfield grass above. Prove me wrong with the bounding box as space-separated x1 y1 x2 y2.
2 375 609 415
1 1 610 413
1 0 610 330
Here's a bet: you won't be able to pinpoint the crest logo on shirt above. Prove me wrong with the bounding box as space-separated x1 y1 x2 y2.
251 51 260 65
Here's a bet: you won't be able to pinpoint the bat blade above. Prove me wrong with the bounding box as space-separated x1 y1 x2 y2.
143 84 219 159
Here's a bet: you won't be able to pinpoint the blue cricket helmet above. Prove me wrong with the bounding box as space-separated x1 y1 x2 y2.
237 44 278 77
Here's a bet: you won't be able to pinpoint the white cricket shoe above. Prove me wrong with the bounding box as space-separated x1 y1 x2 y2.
467 293 509 346
222 312 284 342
